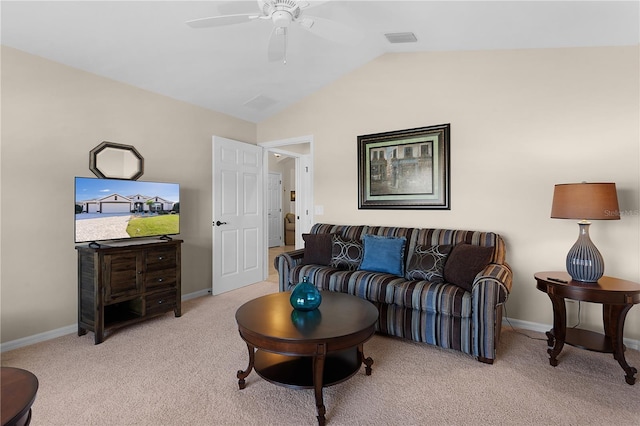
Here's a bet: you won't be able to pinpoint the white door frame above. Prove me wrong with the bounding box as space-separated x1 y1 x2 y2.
259 135 314 278
267 171 283 247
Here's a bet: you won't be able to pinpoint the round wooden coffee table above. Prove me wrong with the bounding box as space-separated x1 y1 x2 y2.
235 291 378 425
1 367 38 426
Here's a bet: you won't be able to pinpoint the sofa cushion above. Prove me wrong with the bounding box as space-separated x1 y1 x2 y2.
444 243 494 291
390 280 471 317
289 265 470 317
329 234 363 271
405 244 453 282
412 228 503 263
359 234 407 277
301 233 334 266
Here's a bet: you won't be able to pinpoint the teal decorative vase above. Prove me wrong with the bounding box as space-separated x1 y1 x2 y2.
289 276 322 311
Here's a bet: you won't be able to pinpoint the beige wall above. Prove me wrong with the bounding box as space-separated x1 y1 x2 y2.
258 47 640 342
2 45 639 346
1 46 256 343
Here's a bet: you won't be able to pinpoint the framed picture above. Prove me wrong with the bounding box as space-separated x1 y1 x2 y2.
358 124 450 210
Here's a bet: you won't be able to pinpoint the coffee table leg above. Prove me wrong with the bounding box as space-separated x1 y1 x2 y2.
313 344 327 426
358 344 374 375
237 343 255 390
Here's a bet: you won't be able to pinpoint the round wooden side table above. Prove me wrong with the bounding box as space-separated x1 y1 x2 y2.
535 271 640 385
1 367 39 426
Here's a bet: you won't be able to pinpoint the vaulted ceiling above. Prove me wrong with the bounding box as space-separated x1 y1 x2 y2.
2 1 638 123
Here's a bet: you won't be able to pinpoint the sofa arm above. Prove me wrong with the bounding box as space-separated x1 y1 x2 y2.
470 262 513 362
472 263 513 304
274 249 305 292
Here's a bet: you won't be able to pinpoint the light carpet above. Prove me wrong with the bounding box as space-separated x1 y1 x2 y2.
2 281 639 425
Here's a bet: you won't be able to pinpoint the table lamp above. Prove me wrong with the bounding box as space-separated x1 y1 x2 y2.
550 182 620 282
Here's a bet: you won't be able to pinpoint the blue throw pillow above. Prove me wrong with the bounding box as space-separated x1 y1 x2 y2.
359 234 407 277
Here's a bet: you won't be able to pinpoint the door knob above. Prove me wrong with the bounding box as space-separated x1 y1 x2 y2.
215 221 227 226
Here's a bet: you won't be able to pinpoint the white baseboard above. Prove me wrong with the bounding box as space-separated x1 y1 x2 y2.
3 301 638 353
503 317 640 351
0 289 212 353
0 324 79 353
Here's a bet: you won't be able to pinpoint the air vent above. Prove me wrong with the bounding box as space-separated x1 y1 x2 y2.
384 32 417 44
243 94 278 111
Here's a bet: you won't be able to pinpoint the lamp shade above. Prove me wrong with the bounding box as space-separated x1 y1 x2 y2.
551 183 620 220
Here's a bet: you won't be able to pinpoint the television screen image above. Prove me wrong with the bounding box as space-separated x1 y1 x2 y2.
75 177 180 243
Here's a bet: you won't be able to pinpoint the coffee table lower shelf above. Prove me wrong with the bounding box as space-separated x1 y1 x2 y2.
254 348 361 389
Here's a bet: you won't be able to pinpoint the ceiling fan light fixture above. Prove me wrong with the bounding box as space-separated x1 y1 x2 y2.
272 10 292 27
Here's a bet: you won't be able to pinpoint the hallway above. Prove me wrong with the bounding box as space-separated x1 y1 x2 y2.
267 245 294 283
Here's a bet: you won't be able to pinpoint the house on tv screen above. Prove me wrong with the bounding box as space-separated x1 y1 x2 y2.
77 193 177 214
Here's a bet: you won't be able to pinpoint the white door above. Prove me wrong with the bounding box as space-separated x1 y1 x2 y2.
267 172 282 248
212 136 264 295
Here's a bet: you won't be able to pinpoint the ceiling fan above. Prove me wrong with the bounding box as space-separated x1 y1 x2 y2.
186 0 361 64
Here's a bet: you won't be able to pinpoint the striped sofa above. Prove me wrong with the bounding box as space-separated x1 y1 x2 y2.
274 223 513 364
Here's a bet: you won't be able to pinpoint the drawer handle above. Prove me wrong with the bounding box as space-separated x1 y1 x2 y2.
158 256 164 260
157 299 164 304
157 278 164 283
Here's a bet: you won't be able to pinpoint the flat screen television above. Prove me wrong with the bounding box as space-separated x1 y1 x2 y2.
75 176 180 244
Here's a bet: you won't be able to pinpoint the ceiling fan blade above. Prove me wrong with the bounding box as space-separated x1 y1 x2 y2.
298 15 363 46
216 1 261 16
186 14 257 29
267 27 287 63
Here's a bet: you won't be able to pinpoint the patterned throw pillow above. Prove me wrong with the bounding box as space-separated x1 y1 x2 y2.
405 244 453 282
329 234 363 271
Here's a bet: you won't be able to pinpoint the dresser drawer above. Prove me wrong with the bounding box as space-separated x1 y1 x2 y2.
145 268 177 289
146 290 177 316
145 248 176 271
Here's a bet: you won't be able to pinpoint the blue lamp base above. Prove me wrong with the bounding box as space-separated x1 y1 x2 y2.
566 221 604 283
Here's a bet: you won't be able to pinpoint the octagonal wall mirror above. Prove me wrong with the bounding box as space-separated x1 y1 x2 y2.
89 141 144 180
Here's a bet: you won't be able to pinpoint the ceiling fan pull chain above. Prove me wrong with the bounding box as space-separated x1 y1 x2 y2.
283 27 288 65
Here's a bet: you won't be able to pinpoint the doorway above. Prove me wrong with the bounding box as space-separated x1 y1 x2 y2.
259 135 314 279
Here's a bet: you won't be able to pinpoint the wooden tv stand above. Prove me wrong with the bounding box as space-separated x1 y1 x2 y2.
76 239 182 344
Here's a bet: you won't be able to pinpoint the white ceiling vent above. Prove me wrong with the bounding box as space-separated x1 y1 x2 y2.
384 32 417 44
243 94 278 111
